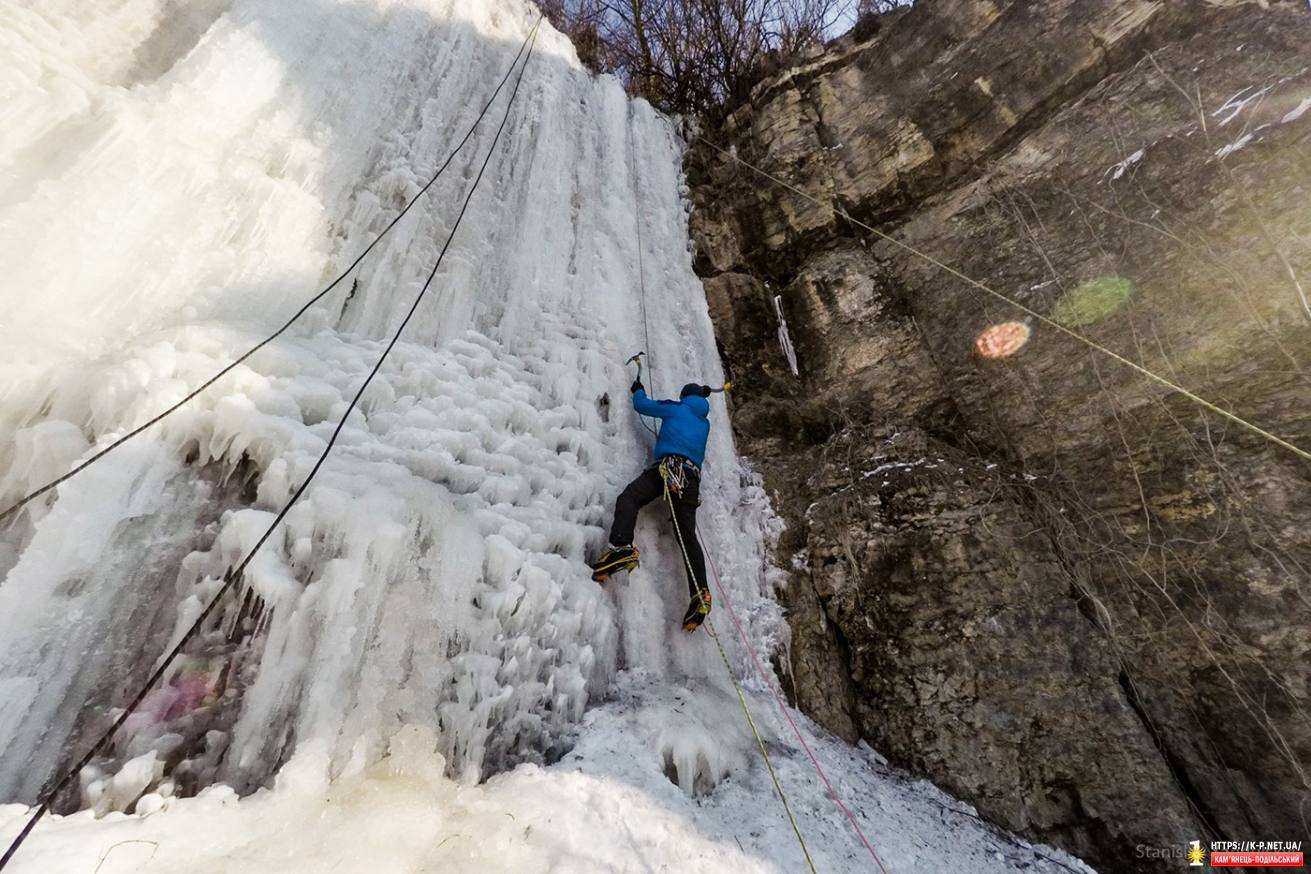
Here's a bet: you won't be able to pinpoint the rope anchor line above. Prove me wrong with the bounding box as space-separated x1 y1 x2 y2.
629 143 660 440
700 539 891 873
696 134 1311 466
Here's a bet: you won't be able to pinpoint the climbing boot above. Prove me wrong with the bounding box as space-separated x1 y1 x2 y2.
590 544 640 583
681 589 712 632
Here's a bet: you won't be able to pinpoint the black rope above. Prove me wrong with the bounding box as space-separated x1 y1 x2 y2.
0 20 542 527
0 19 540 868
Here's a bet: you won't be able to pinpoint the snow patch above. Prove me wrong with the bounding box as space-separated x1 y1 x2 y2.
1103 148 1143 181
1212 84 1271 126
1282 96 1311 124
1 680 1096 873
1215 133 1254 159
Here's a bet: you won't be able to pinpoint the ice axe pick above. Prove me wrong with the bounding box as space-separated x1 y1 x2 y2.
626 351 645 383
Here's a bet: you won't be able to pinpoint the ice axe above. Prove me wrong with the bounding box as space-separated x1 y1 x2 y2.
627 352 731 394
626 351 646 384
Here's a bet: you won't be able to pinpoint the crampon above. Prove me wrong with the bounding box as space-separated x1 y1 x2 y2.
681 589 712 632
589 544 640 583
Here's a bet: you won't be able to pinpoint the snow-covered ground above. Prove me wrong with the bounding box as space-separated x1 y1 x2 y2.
0 1 1092 871
1 673 1094 873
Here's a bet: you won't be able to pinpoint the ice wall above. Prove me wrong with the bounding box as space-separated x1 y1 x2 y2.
0 0 782 807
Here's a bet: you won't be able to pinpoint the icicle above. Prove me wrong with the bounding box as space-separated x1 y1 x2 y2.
772 295 801 376
228 587 254 643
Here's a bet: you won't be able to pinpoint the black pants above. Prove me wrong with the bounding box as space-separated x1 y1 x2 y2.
609 462 707 598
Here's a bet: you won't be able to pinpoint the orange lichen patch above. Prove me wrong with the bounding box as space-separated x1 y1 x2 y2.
975 321 1031 358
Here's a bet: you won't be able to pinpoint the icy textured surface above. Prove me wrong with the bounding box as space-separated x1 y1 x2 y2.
1 1 1092 871
1 0 759 797
0 675 1095 873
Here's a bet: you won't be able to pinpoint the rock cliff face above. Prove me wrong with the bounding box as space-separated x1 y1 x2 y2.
688 1 1311 869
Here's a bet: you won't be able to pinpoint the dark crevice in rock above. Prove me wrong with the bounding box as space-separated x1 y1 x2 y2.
714 337 734 386
816 596 861 732
1117 670 1226 842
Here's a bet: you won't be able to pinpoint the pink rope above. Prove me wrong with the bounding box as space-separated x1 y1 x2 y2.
700 540 892 874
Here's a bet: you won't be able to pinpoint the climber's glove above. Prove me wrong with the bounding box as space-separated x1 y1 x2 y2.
631 380 644 394
699 384 712 397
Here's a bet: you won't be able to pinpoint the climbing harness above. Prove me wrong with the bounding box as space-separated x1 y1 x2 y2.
657 454 699 499
0 19 544 528
696 134 1311 466
0 19 543 869
659 462 709 633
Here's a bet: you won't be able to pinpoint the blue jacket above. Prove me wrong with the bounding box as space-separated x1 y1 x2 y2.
633 389 710 467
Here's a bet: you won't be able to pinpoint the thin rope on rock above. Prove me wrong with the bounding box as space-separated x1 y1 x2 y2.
707 619 819 874
696 134 1311 466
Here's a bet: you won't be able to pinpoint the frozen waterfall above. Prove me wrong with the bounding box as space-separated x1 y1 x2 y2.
0 1 1094 871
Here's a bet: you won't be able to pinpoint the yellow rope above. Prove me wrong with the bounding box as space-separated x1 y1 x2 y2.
662 480 818 873
705 618 818 874
696 136 1311 465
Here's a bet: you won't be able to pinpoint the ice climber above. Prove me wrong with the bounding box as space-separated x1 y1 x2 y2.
590 378 716 632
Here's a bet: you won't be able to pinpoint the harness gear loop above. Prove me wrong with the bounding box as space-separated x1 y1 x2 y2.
657 455 697 499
